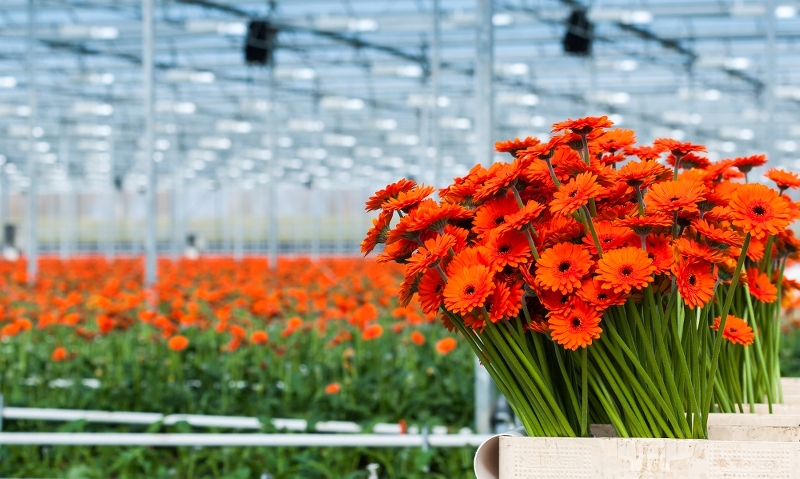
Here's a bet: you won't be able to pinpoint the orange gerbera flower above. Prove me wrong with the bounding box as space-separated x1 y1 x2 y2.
674 237 723 264
325 382 341 395
711 315 755 346
495 136 540 155
382 185 435 213
746 267 777 303
496 200 545 235
674 259 716 309
535 242 591 294
362 323 384 341
692 219 743 250
167 335 189 352
548 298 602 350
765 168 800 193
616 214 672 236
616 159 668 189
417 268 446 314
732 154 767 174
550 172 603 216
365 178 417 211
729 183 792 239
486 280 523 322
577 278 625 311
582 220 637 255
51 346 68 362
250 330 269 345
535 286 572 312
596 246 656 294
595 128 636 154
473 197 519 238
410 330 426 346
482 231 531 273
393 199 473 236
552 116 613 135
405 234 456 277
668 152 710 170
644 180 705 213
624 145 665 161
653 138 707 157
474 160 526 202
435 337 458 355
443 265 495 314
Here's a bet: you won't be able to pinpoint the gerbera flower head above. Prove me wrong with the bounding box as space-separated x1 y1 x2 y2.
486 280 523 322
535 285 572 312
474 159 525 202
582 220 637 255
496 200 545 235
596 246 656 294
746 267 778 303
495 136 540 156
674 237 723 264
674 259 717 309
577 278 625 311
443 265 495 315
473 196 519 238
765 168 800 193
405 234 456 277
616 159 669 189
644 180 706 214
646 234 675 274
417 268 446 314
616 214 673 236
365 178 416 211
552 116 614 136
550 172 604 216
653 138 707 157
729 183 792 239
548 298 603 350
595 128 636 154
733 154 767 174
535 242 591 294
666 152 710 170
711 315 755 347
624 145 665 161
382 184 435 213
481 231 531 273
361 210 393 254
692 219 743 250
395 199 473 235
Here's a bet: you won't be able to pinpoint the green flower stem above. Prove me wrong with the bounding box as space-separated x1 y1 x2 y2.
745 288 774 410
702 233 750 434
580 347 588 437
550 341 580 420
760 235 774 274
510 185 541 260
579 206 604 258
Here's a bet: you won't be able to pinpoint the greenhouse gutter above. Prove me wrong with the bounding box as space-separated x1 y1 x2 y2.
0 432 491 447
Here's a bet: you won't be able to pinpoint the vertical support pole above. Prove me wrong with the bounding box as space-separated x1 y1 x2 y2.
431 0 443 187
266 66 278 269
233 186 244 261
474 0 495 434
0 167 8 236
474 0 494 167
105 135 116 261
142 0 157 288
765 0 777 163
309 192 320 260
171 142 182 261
58 136 69 260
26 0 38 284
335 191 344 256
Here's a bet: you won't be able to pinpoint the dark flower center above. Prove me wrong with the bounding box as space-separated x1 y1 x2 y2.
752 205 765 216
571 318 582 328
597 293 607 300
688 274 697 286
465 286 475 295
669 196 679 202
560 295 569 305
569 190 579 198
558 261 572 272
495 216 505 225
435 283 443 293
499 244 511 254
602 237 613 243
729 328 737 333
620 266 633 276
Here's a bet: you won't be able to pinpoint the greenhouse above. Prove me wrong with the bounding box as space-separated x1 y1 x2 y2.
1 0 800 477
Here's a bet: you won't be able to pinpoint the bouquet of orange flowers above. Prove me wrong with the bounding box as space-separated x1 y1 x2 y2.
362 116 800 438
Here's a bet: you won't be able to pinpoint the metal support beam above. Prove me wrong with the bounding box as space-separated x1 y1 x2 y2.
474 0 493 167
233 187 244 261
474 0 495 434
26 0 38 284
170 140 182 261
431 0 443 187
142 0 157 288
765 0 777 163
266 66 278 270
105 136 116 261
